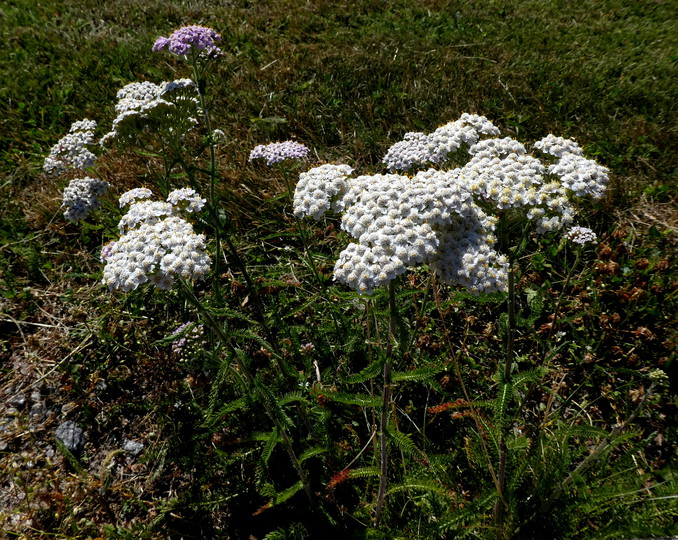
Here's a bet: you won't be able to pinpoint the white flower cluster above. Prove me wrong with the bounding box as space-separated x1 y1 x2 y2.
548 153 609 199
383 113 501 172
44 119 97 176
166 188 206 213
565 226 597 245
296 113 609 294
461 147 576 235
427 113 501 163
102 188 211 292
332 170 486 293
432 211 508 293
99 79 199 146
62 176 110 222
381 132 432 172
119 187 154 207
468 137 527 159
117 200 176 233
534 134 583 158
293 164 354 219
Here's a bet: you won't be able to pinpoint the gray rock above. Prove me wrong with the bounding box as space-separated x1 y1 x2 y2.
122 439 144 457
8 394 26 410
55 421 84 453
29 402 46 422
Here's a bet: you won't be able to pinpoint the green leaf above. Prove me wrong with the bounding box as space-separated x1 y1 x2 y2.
299 446 329 463
321 391 381 408
261 427 280 465
342 359 383 384
347 466 381 479
391 364 444 383
494 381 513 428
387 477 454 497
386 424 428 463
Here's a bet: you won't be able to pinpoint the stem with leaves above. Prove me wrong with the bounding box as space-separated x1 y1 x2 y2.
374 280 398 525
179 280 312 501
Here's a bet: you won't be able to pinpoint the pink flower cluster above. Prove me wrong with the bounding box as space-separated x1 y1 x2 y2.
249 141 310 165
153 25 222 58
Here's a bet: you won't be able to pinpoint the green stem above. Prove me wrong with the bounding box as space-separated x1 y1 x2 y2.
375 280 398 526
189 55 223 302
494 219 527 540
494 257 514 540
432 275 500 493
546 247 581 344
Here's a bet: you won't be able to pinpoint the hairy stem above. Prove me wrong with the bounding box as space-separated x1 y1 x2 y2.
375 280 398 525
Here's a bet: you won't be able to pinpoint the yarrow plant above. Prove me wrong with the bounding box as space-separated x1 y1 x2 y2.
249 140 310 165
44 119 97 176
99 79 200 148
295 113 609 294
102 188 210 292
62 176 110 222
565 225 597 245
153 25 222 58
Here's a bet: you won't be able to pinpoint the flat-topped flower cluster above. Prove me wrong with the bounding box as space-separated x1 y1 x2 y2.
249 140 310 165
100 79 200 147
295 114 608 294
62 176 110 222
44 119 98 176
153 25 222 58
102 188 210 292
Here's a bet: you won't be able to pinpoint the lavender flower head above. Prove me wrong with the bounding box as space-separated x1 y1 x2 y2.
153 25 222 58
565 226 598 245
100 241 116 262
171 322 205 357
249 141 310 166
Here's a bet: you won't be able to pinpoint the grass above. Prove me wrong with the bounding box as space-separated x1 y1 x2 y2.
0 0 676 538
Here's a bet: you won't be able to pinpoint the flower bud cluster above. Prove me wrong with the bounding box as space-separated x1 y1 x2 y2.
100 79 199 146
44 119 97 176
102 188 211 292
170 322 206 357
565 226 597 245
293 164 354 219
249 140 310 165
153 25 222 58
62 177 110 222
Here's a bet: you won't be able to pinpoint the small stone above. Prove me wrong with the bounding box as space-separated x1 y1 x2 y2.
55 421 85 453
29 402 46 422
8 394 26 410
122 439 144 457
